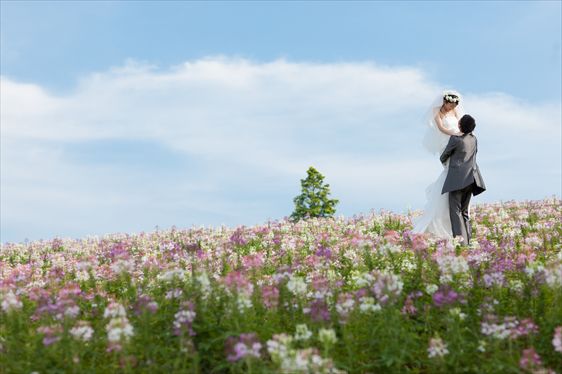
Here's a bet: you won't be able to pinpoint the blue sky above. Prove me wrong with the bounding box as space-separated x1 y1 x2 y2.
1 1 561 243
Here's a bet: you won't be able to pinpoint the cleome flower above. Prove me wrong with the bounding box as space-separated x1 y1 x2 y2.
553 326 562 353
371 271 403 305
225 333 262 363
1 290 23 313
286 275 308 297
427 337 449 358
173 301 197 337
70 320 95 342
103 302 134 352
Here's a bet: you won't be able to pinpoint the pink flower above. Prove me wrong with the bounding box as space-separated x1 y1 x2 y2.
384 230 400 244
411 234 428 252
512 319 539 339
519 347 542 370
553 326 562 353
242 253 264 270
261 285 279 309
223 271 253 295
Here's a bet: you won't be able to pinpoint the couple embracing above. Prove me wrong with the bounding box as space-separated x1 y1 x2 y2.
412 91 486 245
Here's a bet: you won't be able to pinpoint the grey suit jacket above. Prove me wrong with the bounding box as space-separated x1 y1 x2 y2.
440 133 486 196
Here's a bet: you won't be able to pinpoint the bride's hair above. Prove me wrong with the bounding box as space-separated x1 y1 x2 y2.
443 92 460 104
459 114 476 133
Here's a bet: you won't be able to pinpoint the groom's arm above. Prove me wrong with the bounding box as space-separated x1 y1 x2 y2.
440 136 459 164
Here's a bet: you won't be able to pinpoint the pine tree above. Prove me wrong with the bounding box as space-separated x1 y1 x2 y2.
290 166 339 222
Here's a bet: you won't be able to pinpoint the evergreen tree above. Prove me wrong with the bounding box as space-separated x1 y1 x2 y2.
290 166 339 222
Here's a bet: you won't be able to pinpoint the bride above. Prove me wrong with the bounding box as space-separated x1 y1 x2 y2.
412 90 464 240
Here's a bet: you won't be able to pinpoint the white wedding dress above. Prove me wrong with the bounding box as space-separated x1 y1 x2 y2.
412 111 462 239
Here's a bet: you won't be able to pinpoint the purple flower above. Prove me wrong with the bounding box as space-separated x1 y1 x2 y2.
432 286 462 307
133 294 159 316
315 245 332 259
173 301 196 337
225 333 262 362
37 325 63 346
402 291 423 316
229 227 249 246
308 299 331 322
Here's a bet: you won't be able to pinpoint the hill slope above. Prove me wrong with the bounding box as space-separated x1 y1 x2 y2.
1 198 561 373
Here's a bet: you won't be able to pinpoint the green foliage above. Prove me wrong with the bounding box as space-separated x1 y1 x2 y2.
290 166 339 222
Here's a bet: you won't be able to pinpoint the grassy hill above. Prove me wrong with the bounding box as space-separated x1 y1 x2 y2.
1 197 561 373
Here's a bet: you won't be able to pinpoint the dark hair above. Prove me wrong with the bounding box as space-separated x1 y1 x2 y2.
443 94 460 104
459 114 476 133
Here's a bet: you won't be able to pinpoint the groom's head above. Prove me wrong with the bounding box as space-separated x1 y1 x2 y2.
459 114 476 134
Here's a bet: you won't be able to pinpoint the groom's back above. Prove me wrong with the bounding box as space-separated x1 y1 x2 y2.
442 132 485 196
449 134 477 168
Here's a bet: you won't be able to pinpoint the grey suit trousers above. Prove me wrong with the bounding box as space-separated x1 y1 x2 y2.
449 181 475 245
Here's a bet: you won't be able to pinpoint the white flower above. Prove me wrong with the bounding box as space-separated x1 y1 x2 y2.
425 284 439 295
359 297 382 313
165 289 183 300
436 254 469 283
449 307 467 320
106 317 134 343
196 272 212 298
318 328 337 346
481 321 511 340
428 337 449 358
350 271 374 288
103 302 126 319
544 263 562 288
64 305 81 318
401 258 417 272
1 290 23 313
110 259 135 275
378 243 401 255
75 270 90 282
286 276 307 297
158 269 188 283
294 324 312 341
553 326 562 353
173 310 196 330
237 294 253 312
70 322 94 342
509 279 524 293
477 340 487 352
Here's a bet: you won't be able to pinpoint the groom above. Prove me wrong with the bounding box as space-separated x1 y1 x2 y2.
440 114 486 245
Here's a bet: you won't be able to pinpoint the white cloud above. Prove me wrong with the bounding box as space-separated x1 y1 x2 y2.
1 57 560 242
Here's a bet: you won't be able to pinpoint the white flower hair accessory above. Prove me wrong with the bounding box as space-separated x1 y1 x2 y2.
443 90 461 103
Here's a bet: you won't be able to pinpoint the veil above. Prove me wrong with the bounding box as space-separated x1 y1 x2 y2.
421 90 465 155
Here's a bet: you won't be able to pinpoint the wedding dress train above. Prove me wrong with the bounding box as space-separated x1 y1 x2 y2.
412 111 462 240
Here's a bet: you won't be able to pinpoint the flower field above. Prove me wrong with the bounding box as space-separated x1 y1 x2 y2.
1 197 561 373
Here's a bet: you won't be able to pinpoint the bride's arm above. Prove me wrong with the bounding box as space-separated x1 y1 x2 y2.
434 113 459 136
